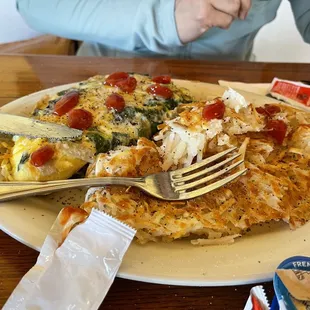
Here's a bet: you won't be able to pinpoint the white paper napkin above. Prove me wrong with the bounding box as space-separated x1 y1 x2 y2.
218 80 270 96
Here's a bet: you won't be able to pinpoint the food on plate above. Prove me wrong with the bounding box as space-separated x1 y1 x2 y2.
81 89 310 244
2 74 310 246
0 73 192 181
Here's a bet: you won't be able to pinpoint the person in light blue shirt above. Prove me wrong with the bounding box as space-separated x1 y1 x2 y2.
16 0 310 61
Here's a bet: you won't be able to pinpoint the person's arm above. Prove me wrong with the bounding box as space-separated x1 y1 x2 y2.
290 0 310 43
17 0 251 54
16 0 182 54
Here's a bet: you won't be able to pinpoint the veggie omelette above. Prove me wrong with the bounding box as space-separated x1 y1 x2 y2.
1 73 191 181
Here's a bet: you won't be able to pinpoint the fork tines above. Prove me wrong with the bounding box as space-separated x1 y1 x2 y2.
170 147 247 200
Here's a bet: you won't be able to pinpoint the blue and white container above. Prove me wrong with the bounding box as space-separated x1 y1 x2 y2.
272 256 310 310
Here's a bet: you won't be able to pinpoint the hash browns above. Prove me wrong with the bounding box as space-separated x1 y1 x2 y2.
81 97 310 245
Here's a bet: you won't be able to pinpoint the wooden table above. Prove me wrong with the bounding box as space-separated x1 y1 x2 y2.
1 55 310 309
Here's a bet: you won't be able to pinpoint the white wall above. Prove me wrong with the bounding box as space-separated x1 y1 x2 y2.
0 1 41 44
253 0 310 63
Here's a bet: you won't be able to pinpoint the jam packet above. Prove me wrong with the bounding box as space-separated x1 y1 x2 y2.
4 206 136 310
244 285 270 310
268 78 310 110
273 256 310 310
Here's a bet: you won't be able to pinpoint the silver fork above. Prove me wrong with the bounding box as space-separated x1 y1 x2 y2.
0 147 247 202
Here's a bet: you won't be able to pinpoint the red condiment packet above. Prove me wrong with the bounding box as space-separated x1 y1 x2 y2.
244 285 270 310
268 78 310 110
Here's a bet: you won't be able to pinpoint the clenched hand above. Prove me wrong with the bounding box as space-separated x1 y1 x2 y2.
175 0 252 43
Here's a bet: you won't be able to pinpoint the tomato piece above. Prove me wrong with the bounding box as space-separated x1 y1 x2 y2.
256 106 268 116
152 75 171 84
116 76 137 93
265 104 281 115
202 99 226 120
54 90 79 116
266 119 287 144
147 84 173 99
105 93 126 112
30 145 55 167
256 104 281 117
105 72 129 86
67 109 93 130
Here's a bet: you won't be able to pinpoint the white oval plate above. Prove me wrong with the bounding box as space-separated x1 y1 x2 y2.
0 79 309 287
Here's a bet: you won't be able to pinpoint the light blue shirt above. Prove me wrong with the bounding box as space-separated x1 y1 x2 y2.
17 0 310 60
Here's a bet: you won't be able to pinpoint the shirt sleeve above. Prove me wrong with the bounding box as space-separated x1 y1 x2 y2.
289 0 310 44
16 0 182 54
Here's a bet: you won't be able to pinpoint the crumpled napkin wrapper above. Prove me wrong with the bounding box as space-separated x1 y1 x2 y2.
3 206 136 310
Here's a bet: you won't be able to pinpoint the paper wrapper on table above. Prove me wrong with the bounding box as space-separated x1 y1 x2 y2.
218 80 270 96
3 206 136 310
243 285 270 310
268 78 310 111
273 256 310 310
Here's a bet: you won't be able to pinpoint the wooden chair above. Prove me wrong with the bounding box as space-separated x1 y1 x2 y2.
0 35 77 55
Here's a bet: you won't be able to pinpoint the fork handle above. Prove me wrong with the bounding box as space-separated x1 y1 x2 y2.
0 177 144 202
